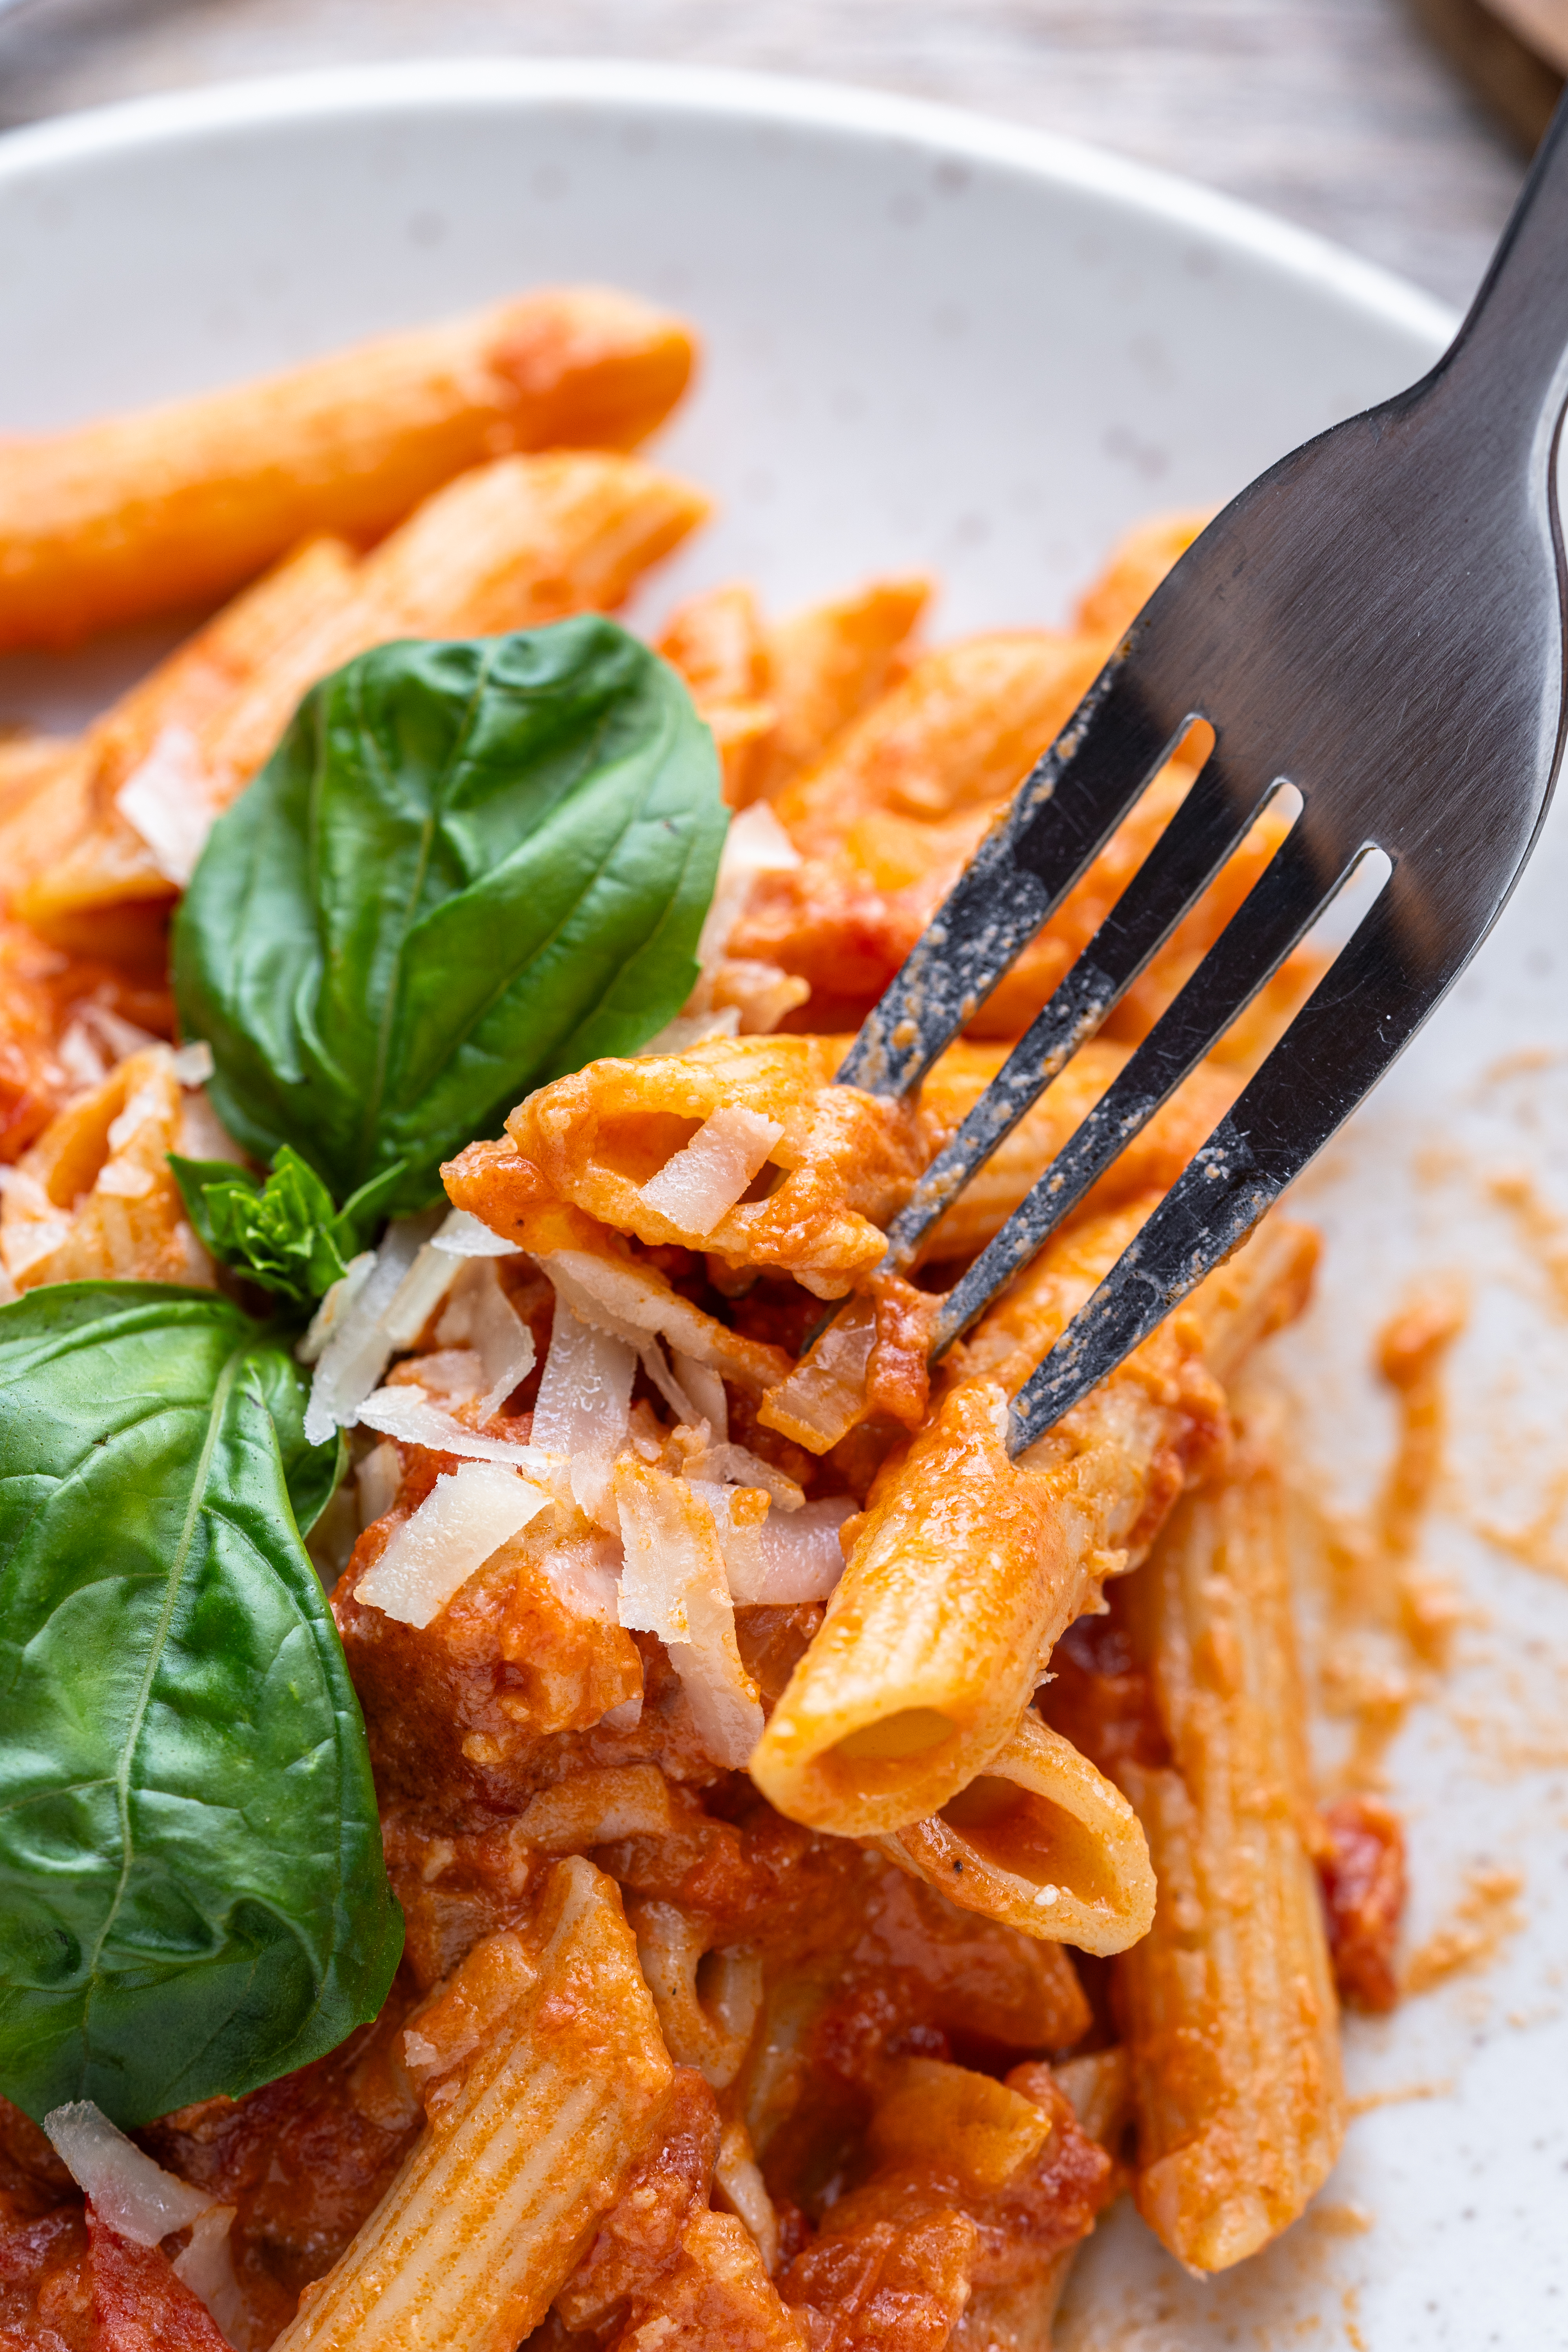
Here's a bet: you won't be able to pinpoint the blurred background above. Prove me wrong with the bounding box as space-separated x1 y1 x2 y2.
0 0 1562 310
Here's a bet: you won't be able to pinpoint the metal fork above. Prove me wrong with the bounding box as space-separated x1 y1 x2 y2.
836 98 1568 1456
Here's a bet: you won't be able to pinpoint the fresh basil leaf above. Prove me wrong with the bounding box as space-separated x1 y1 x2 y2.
0 1283 401 2129
172 619 727 1216
169 1153 256 1261
170 1148 349 1304
169 1147 405 1309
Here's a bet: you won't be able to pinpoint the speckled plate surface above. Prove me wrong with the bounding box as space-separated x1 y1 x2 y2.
0 59 1562 2347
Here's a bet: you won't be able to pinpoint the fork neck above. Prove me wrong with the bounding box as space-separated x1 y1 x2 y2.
1434 91 1568 466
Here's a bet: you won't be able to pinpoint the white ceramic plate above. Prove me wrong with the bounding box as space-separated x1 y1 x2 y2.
0 60 1562 2346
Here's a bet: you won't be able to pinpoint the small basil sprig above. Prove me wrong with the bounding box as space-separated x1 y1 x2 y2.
170 1148 401 1306
172 618 727 1218
0 1284 401 2129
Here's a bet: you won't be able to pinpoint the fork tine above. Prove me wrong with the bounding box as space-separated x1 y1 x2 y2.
879 748 1283 1274
835 656 1188 1097
928 820 1346 1357
1004 877 1451 1453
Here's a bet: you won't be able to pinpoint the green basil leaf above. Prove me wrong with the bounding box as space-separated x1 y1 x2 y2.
172 619 727 1216
169 1149 347 1305
168 1154 254 1265
167 1145 408 1312
0 1282 401 2129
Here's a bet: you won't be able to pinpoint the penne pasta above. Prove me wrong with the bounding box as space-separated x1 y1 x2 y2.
949 2048 1132 2352
0 744 94 918
749 1195 1269 1836
269 1857 674 2352
0 731 76 829
504 1032 930 1295
751 1209 1317 1838
90 533 362 807
660 573 933 814
771 632 1105 862
435 1163 795 1395
1067 1445 1347 2272
733 728 1303 1056
5 535 359 917
878 1708 1156 1956
0 914 176 1162
778 2052 1118 2350
629 1897 765 2089
0 1044 209 1290
658 581 779 807
616 2209 807 2348
751 573 932 803
0 285 695 648
19 451 710 933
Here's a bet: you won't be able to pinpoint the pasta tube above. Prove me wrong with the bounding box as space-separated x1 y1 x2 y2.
751 1209 1314 1838
750 1198 1232 1835
0 746 92 915
1 539 359 917
879 1710 1155 1956
0 731 76 826
0 1046 208 1290
0 285 695 648
771 631 1107 860
506 1032 929 1294
270 1857 673 2352
91 534 361 797
1109 1449 1346 2271
601 2209 807 2347
659 573 929 815
20 451 709 932
194 449 708 799
657 583 778 806
951 2049 1132 2352
751 573 931 803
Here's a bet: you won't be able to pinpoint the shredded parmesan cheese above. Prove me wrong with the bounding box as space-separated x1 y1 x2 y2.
113 726 224 888
615 1461 763 1767
542 1531 625 1624
170 1042 215 1087
434 1261 537 1414
172 2204 246 2347
541 1246 780 1394
638 806 803 1054
378 1237 465 1352
354 1385 555 1477
354 1460 552 1627
532 1290 638 1522
757 1296 878 1451
300 1211 446 1443
762 1495 855 1596
637 1105 783 1237
355 1439 403 1527
431 1208 518 1259
698 803 801 965
44 2100 211 2244
674 1353 728 1443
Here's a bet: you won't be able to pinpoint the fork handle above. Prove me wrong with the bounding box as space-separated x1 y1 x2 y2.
1441 90 1568 450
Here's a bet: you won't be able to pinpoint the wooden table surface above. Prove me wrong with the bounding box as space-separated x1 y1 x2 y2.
0 0 1528 310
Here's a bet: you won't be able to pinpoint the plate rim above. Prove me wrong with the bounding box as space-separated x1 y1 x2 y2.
0 54 1457 361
